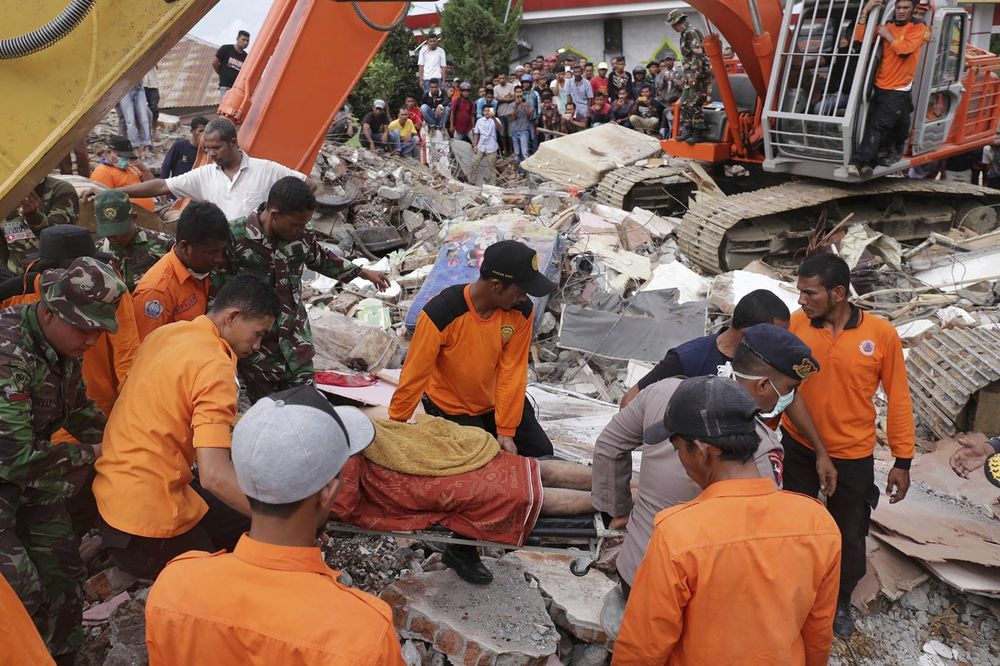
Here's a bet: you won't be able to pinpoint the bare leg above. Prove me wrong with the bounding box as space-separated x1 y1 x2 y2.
539 460 592 490
540 487 594 515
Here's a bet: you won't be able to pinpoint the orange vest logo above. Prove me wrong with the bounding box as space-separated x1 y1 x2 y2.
859 340 876 356
500 325 515 343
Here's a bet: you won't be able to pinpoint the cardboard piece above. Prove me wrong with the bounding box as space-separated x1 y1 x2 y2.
922 560 1000 598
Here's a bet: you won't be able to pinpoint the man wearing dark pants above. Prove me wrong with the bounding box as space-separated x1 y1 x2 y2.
781 254 914 638
849 0 928 174
389 240 556 458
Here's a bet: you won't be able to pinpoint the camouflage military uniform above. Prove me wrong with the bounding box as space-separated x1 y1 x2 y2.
100 227 174 292
678 23 713 132
1 177 80 278
0 257 124 657
215 209 361 402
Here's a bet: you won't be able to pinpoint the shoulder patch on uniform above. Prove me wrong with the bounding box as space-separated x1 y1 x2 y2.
3 358 33 402
424 284 470 331
144 300 164 319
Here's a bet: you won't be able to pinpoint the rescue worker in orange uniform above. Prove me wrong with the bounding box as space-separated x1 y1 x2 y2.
93 276 279 580
781 253 914 638
849 0 930 173
613 376 841 666
132 201 229 340
145 385 404 666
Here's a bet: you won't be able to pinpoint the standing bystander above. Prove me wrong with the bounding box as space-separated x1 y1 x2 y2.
214 30 250 95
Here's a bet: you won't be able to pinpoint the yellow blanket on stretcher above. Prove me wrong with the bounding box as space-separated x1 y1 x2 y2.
366 416 500 477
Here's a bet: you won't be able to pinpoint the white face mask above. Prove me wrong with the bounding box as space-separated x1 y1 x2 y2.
717 362 796 419
188 269 210 280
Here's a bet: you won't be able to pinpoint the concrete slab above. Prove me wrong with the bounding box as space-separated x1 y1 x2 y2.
381 558 559 666
506 551 617 648
522 124 662 189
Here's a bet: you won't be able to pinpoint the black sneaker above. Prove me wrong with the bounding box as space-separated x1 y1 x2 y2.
442 544 493 585
834 603 855 638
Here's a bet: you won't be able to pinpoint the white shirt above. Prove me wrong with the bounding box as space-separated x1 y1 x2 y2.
164 151 304 219
418 46 447 81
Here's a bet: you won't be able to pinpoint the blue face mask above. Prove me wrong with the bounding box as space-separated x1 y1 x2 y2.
116 157 129 169
762 380 795 419
717 362 796 419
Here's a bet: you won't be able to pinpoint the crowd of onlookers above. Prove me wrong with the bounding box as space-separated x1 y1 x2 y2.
352 32 689 182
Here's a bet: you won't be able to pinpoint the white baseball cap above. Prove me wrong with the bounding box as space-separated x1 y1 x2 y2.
232 386 375 504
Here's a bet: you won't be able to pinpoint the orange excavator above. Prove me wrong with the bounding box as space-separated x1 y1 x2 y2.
596 0 1000 273
0 0 410 216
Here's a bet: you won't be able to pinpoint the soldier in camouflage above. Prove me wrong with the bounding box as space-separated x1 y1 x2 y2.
94 190 173 291
0 256 126 659
214 177 388 402
667 9 714 144
1 176 80 278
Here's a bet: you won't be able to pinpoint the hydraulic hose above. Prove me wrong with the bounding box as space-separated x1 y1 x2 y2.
0 0 97 59
351 1 412 32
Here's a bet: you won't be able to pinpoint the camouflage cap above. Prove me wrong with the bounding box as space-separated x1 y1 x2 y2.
666 9 687 25
94 190 133 238
40 256 126 333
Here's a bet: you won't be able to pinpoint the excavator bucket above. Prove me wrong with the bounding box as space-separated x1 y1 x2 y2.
0 0 220 215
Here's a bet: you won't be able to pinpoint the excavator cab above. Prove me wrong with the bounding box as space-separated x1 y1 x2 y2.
762 0 996 182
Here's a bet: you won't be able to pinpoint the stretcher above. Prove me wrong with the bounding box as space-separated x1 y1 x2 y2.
329 513 624 576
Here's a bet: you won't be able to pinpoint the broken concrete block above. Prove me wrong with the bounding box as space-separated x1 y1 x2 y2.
378 185 408 201
402 210 424 233
84 567 136 602
708 270 799 315
381 558 559 666
522 124 662 189
641 261 710 304
506 551 617 648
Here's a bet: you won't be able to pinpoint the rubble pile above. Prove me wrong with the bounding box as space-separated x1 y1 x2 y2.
72 111 1000 665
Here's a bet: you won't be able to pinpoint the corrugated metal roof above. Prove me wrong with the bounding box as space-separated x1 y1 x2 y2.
157 36 221 110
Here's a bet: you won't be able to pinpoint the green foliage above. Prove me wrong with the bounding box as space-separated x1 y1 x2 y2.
441 0 522 86
348 24 418 116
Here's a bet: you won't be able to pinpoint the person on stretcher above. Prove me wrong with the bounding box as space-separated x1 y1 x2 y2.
331 409 596 585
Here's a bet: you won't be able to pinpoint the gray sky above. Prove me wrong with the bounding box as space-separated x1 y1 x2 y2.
190 0 442 47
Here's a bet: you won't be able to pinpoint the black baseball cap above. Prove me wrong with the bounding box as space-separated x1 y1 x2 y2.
740 323 820 381
644 376 758 444
480 240 556 297
108 136 136 159
35 225 113 269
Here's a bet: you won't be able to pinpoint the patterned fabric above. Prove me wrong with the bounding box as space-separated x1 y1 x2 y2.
1 177 79 277
215 209 361 401
0 303 105 656
332 451 543 546
39 257 127 332
679 25 713 130
101 227 174 292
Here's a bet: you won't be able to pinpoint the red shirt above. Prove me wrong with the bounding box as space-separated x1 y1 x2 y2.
452 96 476 133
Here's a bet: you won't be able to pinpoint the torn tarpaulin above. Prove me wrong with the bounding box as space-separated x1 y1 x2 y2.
556 300 707 363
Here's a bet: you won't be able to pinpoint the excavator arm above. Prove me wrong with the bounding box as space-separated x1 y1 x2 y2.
0 0 407 214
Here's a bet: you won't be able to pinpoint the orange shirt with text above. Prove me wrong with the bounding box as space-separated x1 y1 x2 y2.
781 308 915 460
132 250 210 340
388 284 533 436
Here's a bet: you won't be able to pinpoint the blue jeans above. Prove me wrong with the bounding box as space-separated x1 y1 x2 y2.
512 129 531 169
528 124 539 153
420 104 450 129
389 130 420 158
117 83 152 147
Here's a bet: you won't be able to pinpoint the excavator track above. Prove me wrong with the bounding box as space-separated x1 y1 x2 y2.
677 178 1000 274
596 164 696 215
